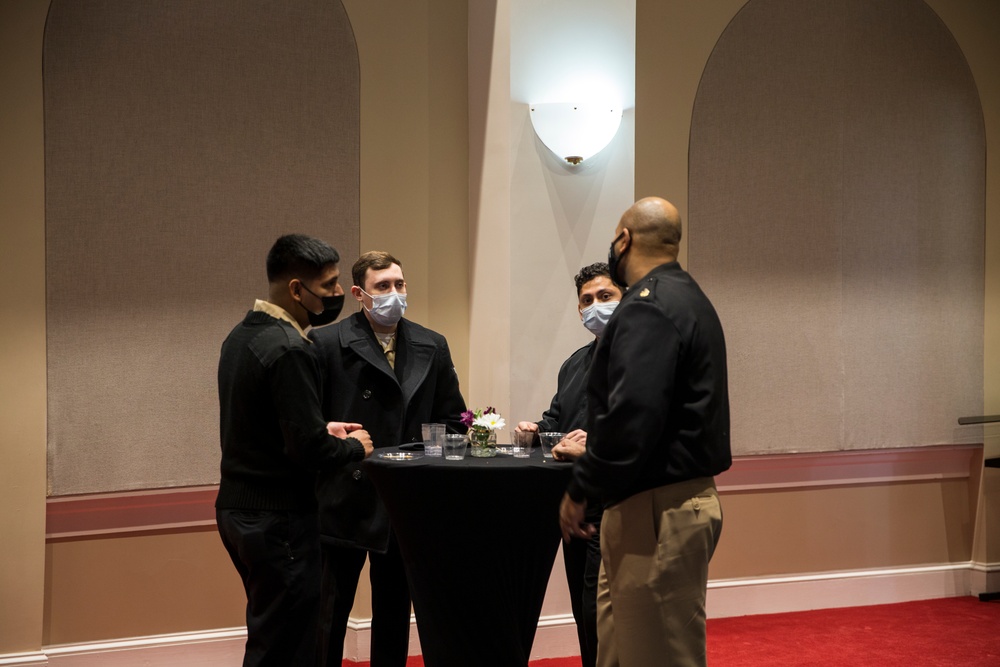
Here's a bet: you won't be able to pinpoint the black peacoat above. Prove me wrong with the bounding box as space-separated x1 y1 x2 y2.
312 311 467 553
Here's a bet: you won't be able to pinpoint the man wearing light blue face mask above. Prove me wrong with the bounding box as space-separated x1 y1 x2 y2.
311 250 467 667
514 261 622 667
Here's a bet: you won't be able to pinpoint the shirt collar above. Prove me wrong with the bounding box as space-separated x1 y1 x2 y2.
253 299 311 342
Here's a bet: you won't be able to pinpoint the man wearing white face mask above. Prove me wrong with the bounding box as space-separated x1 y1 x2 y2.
514 261 622 667
311 251 467 667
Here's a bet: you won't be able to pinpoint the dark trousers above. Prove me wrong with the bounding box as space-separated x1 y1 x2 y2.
319 535 411 667
216 508 321 667
563 519 602 667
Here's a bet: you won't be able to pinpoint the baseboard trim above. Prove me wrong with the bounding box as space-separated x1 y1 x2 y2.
0 652 48 666
707 562 976 618
19 561 999 666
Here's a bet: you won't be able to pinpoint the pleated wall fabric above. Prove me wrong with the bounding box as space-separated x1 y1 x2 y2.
44 0 360 494
688 0 984 454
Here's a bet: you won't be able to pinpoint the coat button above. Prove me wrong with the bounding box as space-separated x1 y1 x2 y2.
362 390 372 399
352 469 362 480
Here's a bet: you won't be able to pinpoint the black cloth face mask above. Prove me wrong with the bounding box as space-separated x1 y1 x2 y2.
607 229 629 288
299 284 344 327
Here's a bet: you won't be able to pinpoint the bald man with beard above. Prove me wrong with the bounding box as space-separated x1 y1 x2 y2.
559 197 732 667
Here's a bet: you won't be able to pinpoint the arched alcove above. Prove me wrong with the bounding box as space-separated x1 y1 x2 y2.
44 0 361 494
688 0 985 454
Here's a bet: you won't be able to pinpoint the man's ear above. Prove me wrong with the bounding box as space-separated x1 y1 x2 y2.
620 227 631 253
350 285 364 302
288 278 305 302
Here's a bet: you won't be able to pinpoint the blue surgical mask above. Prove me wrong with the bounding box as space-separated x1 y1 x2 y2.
361 289 407 327
581 301 619 337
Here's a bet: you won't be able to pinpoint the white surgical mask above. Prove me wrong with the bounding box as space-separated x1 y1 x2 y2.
581 301 619 337
362 289 407 327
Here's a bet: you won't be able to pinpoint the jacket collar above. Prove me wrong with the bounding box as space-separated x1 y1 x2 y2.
339 312 437 402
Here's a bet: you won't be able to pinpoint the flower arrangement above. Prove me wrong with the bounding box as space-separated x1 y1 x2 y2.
461 406 505 457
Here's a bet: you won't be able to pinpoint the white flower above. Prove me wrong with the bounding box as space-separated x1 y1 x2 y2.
473 413 505 431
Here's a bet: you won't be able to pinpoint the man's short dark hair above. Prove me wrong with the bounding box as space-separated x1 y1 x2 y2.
574 262 613 296
266 234 340 283
353 251 403 288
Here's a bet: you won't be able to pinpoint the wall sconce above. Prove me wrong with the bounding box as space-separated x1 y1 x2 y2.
529 103 622 165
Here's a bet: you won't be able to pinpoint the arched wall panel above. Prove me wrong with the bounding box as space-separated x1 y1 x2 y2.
44 0 360 494
689 0 984 454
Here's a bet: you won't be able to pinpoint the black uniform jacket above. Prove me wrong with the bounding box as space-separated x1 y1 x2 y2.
312 311 467 552
536 340 595 435
568 261 732 507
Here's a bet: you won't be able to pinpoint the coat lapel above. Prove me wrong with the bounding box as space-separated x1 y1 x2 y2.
340 312 398 384
396 320 436 407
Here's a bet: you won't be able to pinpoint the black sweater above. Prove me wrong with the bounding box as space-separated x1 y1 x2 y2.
216 309 365 511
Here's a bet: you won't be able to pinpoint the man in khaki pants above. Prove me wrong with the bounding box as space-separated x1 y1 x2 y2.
560 197 731 667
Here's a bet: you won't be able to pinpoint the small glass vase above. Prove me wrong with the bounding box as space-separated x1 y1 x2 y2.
468 429 497 458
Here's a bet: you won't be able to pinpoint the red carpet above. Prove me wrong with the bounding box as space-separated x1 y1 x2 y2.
707 596 1000 666
345 596 1000 666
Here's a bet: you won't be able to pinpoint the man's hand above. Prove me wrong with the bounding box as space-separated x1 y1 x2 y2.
330 423 374 458
515 421 539 433
327 421 364 438
552 429 587 461
559 492 595 543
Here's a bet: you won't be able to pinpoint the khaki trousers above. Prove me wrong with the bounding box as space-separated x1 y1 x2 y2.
596 478 722 667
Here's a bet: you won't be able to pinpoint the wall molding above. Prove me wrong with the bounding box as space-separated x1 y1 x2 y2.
46 486 218 539
717 444 980 492
44 445 983 538
18 560 999 666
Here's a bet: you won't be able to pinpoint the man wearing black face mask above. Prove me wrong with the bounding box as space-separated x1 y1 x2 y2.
216 233 374 667
560 198 731 667
312 250 467 667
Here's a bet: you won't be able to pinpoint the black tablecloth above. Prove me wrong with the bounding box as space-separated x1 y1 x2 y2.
363 447 572 667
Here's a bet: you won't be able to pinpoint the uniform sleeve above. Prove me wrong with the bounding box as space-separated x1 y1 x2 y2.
270 346 365 470
430 338 468 434
568 301 679 502
536 360 568 432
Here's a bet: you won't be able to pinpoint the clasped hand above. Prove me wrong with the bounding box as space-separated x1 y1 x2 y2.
327 421 374 457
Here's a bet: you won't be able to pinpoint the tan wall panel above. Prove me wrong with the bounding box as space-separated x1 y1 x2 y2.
688 0 984 455
634 0 747 266
0 0 49 655
43 0 361 495
924 0 1000 437
712 479 974 580
342 0 470 392
43 529 245 645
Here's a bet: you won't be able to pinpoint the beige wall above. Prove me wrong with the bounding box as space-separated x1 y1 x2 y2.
43 530 245 645
345 0 470 388
0 0 49 654
2 0 999 656
713 478 975 578
636 0 999 426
